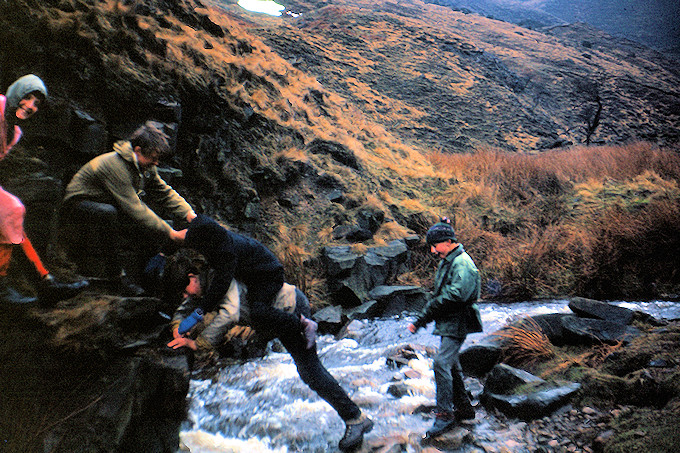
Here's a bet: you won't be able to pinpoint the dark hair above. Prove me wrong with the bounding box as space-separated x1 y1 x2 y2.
162 249 207 304
128 121 170 157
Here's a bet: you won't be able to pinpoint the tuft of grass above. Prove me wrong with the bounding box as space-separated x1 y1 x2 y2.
350 243 369 255
272 223 321 298
376 220 412 242
494 317 555 366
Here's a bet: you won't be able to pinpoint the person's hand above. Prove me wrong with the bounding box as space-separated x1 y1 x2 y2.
300 315 318 349
407 323 418 334
172 326 182 339
169 228 187 243
187 211 197 222
167 335 197 350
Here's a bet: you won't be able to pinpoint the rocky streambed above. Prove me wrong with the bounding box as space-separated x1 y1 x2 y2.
180 299 680 453
1 295 678 452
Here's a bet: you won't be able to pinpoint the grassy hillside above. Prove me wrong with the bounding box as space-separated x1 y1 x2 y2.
240 0 680 153
0 0 678 301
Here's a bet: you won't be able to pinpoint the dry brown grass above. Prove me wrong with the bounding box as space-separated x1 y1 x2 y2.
494 317 555 366
376 220 412 242
272 224 317 293
423 143 680 299
540 342 624 379
350 243 369 255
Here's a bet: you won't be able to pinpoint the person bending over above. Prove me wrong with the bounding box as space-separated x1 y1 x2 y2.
166 215 374 451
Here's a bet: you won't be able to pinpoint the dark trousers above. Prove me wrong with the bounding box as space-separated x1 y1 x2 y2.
247 268 305 344
433 336 472 414
276 289 361 422
61 200 161 280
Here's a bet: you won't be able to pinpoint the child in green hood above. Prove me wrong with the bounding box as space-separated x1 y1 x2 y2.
0 74 89 304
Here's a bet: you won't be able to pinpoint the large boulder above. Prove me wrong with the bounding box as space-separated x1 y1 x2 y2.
345 299 382 320
484 363 546 395
562 315 642 345
483 382 581 421
523 313 572 345
322 240 409 307
313 304 345 334
505 309 641 347
459 336 506 377
568 297 635 325
367 285 427 317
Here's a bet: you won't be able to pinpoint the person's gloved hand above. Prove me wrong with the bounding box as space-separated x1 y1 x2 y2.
178 308 204 335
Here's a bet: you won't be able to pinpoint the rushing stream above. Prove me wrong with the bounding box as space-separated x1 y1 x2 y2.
179 300 680 453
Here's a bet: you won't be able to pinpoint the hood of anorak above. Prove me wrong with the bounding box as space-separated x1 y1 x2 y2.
113 141 136 163
6 74 48 111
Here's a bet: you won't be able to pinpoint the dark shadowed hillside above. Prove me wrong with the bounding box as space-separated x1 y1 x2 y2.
422 0 680 57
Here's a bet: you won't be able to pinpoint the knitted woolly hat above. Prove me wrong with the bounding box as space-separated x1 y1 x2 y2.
426 217 456 245
6 74 48 111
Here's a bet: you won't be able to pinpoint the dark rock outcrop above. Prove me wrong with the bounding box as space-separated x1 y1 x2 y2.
4 295 193 452
322 240 409 307
307 138 362 171
50 352 189 453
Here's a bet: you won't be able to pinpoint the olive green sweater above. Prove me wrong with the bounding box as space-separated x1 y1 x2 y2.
64 141 192 236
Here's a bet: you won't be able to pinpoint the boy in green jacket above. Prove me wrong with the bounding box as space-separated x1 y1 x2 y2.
408 218 483 438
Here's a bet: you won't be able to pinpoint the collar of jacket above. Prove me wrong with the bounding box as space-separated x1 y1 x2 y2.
114 140 149 174
443 244 464 264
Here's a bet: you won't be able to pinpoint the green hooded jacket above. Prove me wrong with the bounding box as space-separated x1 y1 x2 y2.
413 245 483 337
64 141 192 236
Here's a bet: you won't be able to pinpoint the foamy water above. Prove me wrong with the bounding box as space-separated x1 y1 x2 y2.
181 300 680 452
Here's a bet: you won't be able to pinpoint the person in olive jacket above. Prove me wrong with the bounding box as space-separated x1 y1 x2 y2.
62 121 195 294
408 217 483 439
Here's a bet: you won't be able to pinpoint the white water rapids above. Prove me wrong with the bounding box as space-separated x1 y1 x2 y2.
179 300 680 452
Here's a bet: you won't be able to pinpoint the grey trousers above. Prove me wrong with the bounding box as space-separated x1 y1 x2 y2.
433 336 472 414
